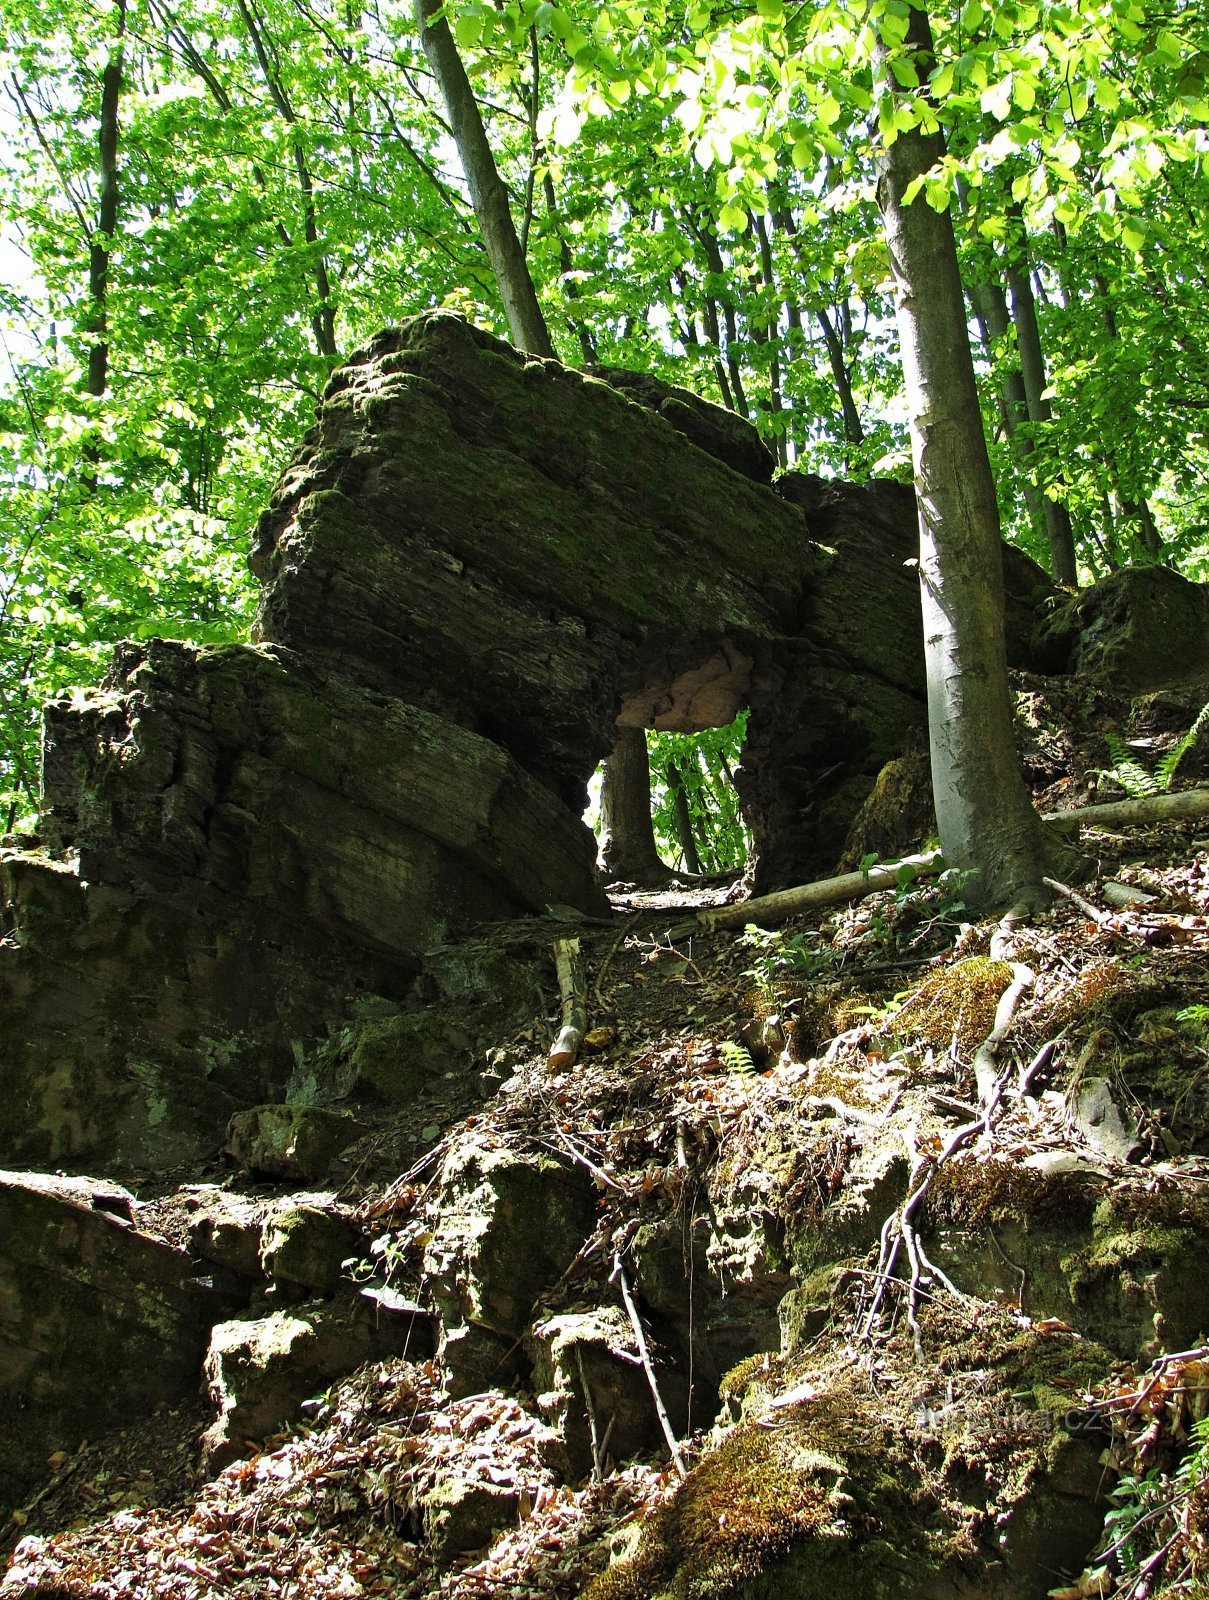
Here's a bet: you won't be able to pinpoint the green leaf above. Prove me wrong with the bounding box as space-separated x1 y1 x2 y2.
453 10 484 49
980 77 1013 119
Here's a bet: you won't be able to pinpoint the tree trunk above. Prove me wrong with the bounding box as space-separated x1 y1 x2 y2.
236 0 340 364
1005 254 1077 584
966 277 1049 543
87 0 127 401
413 0 555 359
872 5 1071 909
599 728 668 883
665 759 703 875
815 304 865 449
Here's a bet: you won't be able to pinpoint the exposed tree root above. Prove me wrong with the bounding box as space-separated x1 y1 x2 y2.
855 905 1057 1360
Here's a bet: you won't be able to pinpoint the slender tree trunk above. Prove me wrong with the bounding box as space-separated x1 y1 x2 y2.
814 304 865 449
701 293 737 411
599 728 668 883
543 174 596 362
752 213 786 467
665 760 703 876
1005 253 1077 583
1089 271 1166 565
87 0 127 401
773 206 865 452
873 5 1071 908
966 277 1049 543
236 0 339 363
696 225 750 418
413 0 554 358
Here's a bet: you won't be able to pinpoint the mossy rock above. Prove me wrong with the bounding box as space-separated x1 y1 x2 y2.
259 1201 358 1295
583 1376 965 1600
225 1104 366 1182
1063 1184 1209 1358
344 1012 472 1103
837 749 934 872
421 1475 520 1565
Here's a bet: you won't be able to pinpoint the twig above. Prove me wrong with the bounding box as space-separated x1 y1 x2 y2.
592 917 634 1008
612 1252 688 1480
541 1127 625 1191
1043 876 1109 925
576 1344 605 1484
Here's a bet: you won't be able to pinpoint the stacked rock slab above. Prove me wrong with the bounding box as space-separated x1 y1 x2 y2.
1 311 959 1172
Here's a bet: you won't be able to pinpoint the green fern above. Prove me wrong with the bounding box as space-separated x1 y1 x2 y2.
1097 702 1209 798
1098 732 1162 798
720 1040 757 1076
1157 698 1209 788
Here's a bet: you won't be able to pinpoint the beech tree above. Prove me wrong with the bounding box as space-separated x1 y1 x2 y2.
871 5 1072 904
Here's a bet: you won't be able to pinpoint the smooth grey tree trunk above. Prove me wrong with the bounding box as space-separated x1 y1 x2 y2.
873 6 1072 908
413 0 555 359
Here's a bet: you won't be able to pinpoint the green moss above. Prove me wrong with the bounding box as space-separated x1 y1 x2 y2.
890 958 1012 1052
927 1154 1099 1229
584 1378 943 1600
719 1352 784 1402
346 1012 468 1102
584 1426 840 1600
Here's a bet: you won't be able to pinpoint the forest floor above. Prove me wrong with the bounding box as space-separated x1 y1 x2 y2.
4 799 1209 1599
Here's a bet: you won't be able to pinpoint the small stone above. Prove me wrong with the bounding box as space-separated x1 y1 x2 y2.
421 1123 441 1142
1071 1078 1140 1162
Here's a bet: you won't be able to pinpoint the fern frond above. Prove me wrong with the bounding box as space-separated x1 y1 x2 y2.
1098 733 1160 796
720 1040 756 1075
1157 698 1209 789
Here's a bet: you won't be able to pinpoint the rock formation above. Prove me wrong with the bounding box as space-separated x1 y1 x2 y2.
3 314 1209 1595
0 311 975 1174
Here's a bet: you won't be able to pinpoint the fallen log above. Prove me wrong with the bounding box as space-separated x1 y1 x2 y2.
693 851 944 932
689 787 1209 933
1043 787 1209 833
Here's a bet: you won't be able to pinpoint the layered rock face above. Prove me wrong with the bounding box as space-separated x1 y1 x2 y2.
1 312 962 1171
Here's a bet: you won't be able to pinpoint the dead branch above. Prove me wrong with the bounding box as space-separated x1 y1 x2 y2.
575 1345 605 1484
695 850 944 932
612 1252 688 1480
1044 787 1209 833
548 936 587 1068
681 788 1207 937
1043 876 1109 925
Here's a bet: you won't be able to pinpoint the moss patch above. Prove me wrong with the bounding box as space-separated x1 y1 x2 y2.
889 957 1012 1053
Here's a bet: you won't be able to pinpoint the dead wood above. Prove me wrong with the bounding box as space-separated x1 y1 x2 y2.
1044 787 1209 832
694 851 944 931
548 936 588 1068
